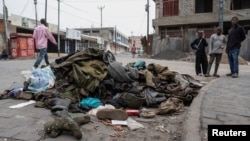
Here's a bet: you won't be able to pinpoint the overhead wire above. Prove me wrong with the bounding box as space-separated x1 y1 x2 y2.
138 14 147 35
61 2 101 26
33 0 153 35
37 0 101 26
61 0 149 35
29 6 35 18
19 0 30 16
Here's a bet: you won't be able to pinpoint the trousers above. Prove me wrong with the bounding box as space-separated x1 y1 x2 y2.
34 48 49 68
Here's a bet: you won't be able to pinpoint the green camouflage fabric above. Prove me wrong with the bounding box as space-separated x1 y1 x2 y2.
138 70 156 88
157 97 184 115
147 63 175 81
44 116 82 139
50 48 109 102
120 92 146 109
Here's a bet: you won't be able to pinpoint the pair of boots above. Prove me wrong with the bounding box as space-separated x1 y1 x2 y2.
205 63 220 77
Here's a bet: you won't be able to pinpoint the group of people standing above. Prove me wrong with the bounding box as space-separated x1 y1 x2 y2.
191 16 246 78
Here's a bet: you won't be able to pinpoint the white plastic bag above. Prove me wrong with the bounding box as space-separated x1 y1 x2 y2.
127 117 145 131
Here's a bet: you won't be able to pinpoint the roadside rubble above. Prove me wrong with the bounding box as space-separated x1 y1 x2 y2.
0 48 205 140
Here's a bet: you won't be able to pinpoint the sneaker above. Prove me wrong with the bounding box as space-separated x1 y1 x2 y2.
205 74 211 77
41 65 47 68
197 73 203 77
226 73 232 76
213 74 220 77
231 73 238 78
41 64 51 68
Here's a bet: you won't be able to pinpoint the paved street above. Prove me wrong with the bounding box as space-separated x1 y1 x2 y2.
0 53 250 141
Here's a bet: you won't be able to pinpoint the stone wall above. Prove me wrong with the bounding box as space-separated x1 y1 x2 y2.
152 31 250 61
179 0 194 16
240 31 250 61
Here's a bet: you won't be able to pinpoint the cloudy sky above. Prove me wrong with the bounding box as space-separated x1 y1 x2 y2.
0 0 155 36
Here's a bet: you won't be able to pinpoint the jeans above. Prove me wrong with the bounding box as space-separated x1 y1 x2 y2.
34 48 49 68
227 48 240 74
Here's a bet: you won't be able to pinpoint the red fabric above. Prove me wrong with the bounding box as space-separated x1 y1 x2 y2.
131 46 136 52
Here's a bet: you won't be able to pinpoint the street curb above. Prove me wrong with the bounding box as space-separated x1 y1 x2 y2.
183 78 219 141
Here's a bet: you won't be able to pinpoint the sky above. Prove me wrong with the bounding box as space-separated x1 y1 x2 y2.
0 0 156 37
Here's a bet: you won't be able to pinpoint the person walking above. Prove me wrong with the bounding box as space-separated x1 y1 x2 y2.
190 30 208 76
205 27 226 77
226 16 246 78
33 18 57 69
131 44 136 58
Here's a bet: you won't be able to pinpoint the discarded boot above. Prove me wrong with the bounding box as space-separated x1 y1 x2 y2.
73 115 91 126
96 109 128 120
47 98 71 114
120 92 146 109
44 110 82 139
157 97 184 115
44 120 61 138
69 103 87 113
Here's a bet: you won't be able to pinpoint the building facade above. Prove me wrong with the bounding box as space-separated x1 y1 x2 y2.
128 35 144 54
75 27 130 54
153 0 250 52
0 14 104 57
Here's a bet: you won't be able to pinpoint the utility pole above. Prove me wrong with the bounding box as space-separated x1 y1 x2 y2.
45 0 47 23
98 6 105 28
34 0 38 56
145 0 149 54
219 0 224 29
34 0 38 26
2 0 9 56
114 26 116 55
131 31 133 47
146 0 149 39
57 0 61 57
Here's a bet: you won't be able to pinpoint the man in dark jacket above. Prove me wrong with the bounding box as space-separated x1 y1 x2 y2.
226 16 246 78
190 30 208 76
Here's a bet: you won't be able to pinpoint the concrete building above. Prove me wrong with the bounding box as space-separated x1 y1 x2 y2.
0 14 105 58
75 27 130 54
128 35 144 54
152 0 250 52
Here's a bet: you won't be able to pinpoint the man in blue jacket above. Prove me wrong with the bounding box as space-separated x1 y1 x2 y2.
226 16 246 78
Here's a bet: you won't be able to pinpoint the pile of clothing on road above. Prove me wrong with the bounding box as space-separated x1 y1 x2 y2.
0 48 204 139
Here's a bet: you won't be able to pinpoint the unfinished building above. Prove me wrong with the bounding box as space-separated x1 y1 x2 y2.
152 0 250 53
